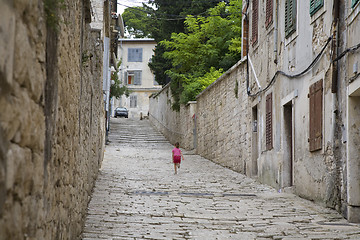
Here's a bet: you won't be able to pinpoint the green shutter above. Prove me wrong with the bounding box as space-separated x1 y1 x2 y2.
310 0 323 16
285 0 296 38
352 0 360 8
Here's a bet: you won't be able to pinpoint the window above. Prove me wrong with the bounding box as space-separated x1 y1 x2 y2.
310 0 323 16
309 79 323 152
285 0 297 38
352 0 360 7
124 70 142 85
130 95 137 108
265 0 273 28
252 0 258 45
266 93 273 150
128 48 143 62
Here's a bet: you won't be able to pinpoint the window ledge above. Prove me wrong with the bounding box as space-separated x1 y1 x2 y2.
285 33 298 47
347 2 360 25
310 9 326 25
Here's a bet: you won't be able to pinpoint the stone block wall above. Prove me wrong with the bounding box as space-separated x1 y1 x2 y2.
149 86 182 146
0 0 105 239
195 60 251 173
149 60 252 174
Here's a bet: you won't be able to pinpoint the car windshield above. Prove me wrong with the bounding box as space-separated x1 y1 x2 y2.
116 108 127 111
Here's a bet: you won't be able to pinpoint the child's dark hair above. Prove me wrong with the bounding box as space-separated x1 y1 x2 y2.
175 142 179 148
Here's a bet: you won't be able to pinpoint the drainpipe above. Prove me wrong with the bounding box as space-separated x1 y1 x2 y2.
331 1 340 145
328 0 340 208
331 0 339 93
274 0 278 64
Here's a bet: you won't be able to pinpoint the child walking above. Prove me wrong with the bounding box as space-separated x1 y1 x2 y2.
172 142 184 174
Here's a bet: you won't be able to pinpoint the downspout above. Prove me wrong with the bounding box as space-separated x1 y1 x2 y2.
328 0 340 209
274 0 278 64
331 0 339 93
243 0 251 95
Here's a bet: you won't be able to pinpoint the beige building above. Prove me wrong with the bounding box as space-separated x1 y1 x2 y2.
243 0 360 222
150 0 360 223
113 38 161 118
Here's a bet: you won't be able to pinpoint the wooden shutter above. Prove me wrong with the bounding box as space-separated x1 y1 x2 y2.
310 0 323 16
252 0 258 45
352 0 360 7
285 0 296 38
266 93 273 150
309 79 323 152
265 0 273 28
242 18 249 57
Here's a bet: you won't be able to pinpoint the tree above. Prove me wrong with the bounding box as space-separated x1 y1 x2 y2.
110 60 131 99
161 0 242 109
122 6 155 38
147 0 225 85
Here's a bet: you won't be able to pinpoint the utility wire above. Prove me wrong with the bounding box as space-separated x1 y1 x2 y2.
333 42 360 62
247 36 333 97
118 2 234 21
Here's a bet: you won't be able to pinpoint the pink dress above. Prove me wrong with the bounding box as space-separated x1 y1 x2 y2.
172 148 182 163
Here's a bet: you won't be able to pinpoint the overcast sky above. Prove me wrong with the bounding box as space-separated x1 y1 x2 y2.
118 0 149 14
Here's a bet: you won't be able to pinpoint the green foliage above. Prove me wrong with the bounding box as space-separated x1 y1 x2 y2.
122 6 154 38
147 0 224 85
121 0 242 108
160 0 242 108
110 60 131 99
43 0 66 30
181 68 224 104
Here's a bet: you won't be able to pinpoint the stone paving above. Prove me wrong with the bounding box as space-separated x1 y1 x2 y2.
82 118 360 240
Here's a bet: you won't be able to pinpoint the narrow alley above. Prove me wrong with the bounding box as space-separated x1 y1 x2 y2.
82 118 360 240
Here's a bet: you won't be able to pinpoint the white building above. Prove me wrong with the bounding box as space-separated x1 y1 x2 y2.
114 38 161 118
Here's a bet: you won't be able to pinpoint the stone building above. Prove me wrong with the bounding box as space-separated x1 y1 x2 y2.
150 0 360 222
244 0 360 223
0 0 107 238
114 38 162 119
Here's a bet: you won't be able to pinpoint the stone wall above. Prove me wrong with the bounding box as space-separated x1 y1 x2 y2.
195 60 252 173
149 85 182 145
149 60 252 173
0 0 105 239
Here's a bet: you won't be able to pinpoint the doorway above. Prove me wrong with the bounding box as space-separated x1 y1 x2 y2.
347 94 360 222
251 106 258 176
283 102 293 187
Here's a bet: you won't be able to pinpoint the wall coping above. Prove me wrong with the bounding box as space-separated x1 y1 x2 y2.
150 57 247 100
196 57 247 99
150 82 171 98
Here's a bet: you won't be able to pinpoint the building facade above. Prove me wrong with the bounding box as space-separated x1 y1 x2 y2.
149 0 360 222
244 0 360 222
115 38 161 118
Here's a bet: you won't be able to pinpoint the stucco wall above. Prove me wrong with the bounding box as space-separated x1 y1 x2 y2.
0 1 105 239
148 0 360 222
115 39 161 119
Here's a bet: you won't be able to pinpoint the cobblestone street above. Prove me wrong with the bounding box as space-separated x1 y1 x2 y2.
82 118 360 240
